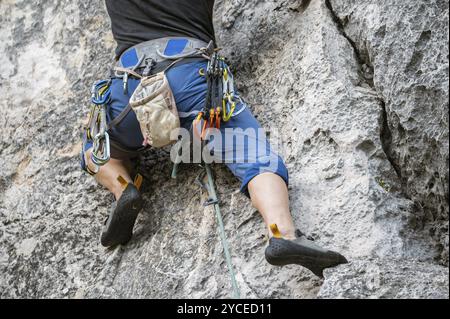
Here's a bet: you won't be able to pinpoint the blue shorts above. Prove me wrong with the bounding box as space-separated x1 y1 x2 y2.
82 60 288 196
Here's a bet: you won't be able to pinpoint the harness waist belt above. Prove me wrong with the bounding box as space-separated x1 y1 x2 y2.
116 37 210 70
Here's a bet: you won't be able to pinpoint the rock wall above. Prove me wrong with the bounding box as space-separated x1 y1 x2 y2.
0 0 448 298
328 0 449 268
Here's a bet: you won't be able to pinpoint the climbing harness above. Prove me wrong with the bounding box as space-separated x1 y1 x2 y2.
83 80 112 175
108 39 215 149
87 39 243 155
82 38 213 172
193 52 241 140
118 55 146 95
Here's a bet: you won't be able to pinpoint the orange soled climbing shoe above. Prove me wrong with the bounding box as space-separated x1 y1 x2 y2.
100 175 144 247
265 224 348 278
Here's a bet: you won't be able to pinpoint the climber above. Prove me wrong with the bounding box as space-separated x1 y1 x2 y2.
80 0 347 278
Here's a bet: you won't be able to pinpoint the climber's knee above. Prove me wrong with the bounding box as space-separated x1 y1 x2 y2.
208 101 289 197
227 154 289 198
241 155 289 197
81 125 139 178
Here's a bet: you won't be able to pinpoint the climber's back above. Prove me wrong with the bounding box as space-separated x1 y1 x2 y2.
105 0 216 57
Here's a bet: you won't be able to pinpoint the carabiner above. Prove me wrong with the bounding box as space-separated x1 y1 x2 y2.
193 112 204 140
222 94 236 122
91 131 111 166
91 80 111 106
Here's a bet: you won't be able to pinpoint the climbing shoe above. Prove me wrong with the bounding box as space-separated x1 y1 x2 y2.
265 224 348 278
100 175 144 247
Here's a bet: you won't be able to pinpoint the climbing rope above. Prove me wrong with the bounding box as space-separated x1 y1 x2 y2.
203 164 241 299
172 141 241 298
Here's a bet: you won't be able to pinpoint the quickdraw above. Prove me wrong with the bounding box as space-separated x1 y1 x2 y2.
83 80 112 175
194 52 238 140
222 66 236 122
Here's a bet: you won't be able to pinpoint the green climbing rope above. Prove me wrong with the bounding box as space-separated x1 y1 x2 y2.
204 164 241 299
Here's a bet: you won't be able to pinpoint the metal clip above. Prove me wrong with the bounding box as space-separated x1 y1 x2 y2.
203 198 219 207
92 80 112 105
123 73 128 95
88 81 112 167
142 58 155 77
194 169 219 206
91 131 111 166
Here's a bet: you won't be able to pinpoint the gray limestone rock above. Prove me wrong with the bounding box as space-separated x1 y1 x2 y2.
0 0 448 299
318 259 449 299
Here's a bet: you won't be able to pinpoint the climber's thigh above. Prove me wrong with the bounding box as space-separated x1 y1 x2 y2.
166 60 210 130
166 60 290 197
106 78 145 152
205 101 289 197
80 77 143 175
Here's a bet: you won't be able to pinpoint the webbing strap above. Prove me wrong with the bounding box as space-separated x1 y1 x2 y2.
107 104 132 131
117 175 129 189
134 174 143 191
114 56 188 79
109 58 190 131
114 67 143 79
116 37 210 68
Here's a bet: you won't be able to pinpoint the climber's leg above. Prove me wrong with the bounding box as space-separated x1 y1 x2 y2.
164 61 295 239
247 172 296 240
81 76 145 247
81 77 143 200
218 118 348 277
163 60 348 277
84 148 133 200
195 105 294 238
81 146 143 247
201 100 348 277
